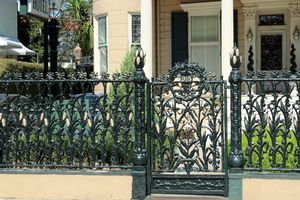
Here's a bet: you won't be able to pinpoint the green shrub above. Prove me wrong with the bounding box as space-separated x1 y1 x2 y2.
226 127 298 170
242 129 297 170
120 46 137 75
0 58 43 76
108 46 136 97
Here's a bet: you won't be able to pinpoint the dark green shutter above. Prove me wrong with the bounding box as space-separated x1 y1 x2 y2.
234 9 238 46
171 12 188 66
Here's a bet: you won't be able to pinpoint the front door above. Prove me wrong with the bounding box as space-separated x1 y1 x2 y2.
257 13 288 71
258 32 286 71
260 34 283 70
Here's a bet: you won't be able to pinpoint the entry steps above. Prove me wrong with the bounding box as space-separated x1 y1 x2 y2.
145 194 227 200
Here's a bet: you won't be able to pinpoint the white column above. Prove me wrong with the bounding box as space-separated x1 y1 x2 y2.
221 0 234 80
141 0 154 78
243 6 257 72
289 6 300 70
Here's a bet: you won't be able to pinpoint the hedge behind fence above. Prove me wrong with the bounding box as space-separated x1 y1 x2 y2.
0 58 43 76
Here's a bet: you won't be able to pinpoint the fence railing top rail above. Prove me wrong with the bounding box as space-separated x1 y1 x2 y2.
242 70 300 81
0 71 136 82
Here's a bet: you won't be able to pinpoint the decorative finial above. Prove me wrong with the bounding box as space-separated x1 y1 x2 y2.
134 47 146 80
230 45 242 70
134 47 146 70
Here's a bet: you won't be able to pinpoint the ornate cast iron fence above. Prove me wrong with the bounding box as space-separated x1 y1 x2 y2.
230 46 300 172
3 46 300 198
241 71 300 171
149 62 228 195
0 71 135 169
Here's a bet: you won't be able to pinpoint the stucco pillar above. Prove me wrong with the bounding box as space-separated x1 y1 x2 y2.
243 6 257 72
221 0 234 80
141 0 154 78
289 5 300 71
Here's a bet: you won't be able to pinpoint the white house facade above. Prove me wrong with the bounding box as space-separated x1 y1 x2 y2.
93 0 300 79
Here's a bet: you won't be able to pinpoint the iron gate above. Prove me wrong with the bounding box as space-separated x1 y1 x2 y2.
147 63 228 196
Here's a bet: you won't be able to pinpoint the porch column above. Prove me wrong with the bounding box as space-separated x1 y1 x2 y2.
289 5 300 71
221 0 234 80
141 0 154 78
243 6 257 71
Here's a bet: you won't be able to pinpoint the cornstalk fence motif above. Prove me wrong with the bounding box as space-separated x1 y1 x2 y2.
230 45 300 172
0 71 135 169
148 62 227 195
0 47 300 199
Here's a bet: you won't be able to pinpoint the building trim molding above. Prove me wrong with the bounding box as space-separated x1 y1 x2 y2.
242 6 257 20
180 2 221 15
242 0 300 10
289 4 300 17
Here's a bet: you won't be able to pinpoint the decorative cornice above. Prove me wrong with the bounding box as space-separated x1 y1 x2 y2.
242 0 294 4
289 3 300 17
241 0 292 10
242 6 257 20
242 0 300 18
289 0 300 4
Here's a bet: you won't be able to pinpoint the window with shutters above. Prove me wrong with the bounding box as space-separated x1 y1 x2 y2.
190 15 220 75
98 16 108 73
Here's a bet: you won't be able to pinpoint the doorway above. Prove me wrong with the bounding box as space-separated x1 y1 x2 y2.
257 31 287 71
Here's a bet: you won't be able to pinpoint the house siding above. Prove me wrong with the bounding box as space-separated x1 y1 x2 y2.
157 0 245 76
93 0 140 74
92 0 245 76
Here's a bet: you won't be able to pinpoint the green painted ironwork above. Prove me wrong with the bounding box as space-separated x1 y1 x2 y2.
133 48 147 167
149 62 228 195
151 174 226 195
0 71 135 169
241 71 300 171
229 46 244 171
132 47 148 200
240 42 300 171
3 45 300 198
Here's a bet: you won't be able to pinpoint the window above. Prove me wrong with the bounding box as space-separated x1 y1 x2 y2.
190 15 220 75
130 14 141 47
260 34 283 70
98 16 108 73
259 14 285 26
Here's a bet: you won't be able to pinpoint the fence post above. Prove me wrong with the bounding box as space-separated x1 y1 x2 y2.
132 47 147 200
229 46 244 172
